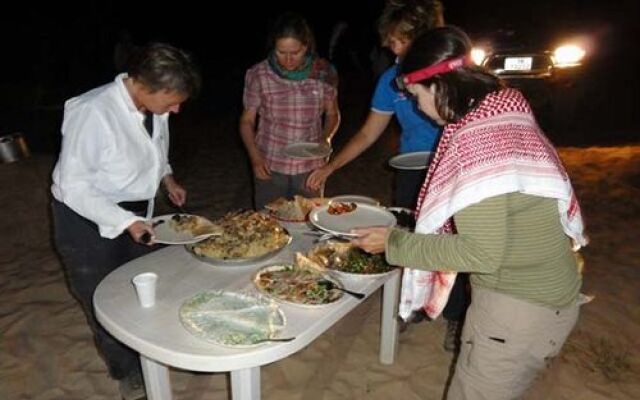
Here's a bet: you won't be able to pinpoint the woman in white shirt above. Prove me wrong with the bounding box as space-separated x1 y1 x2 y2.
51 43 201 400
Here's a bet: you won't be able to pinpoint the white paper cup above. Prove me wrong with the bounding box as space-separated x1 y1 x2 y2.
132 272 158 308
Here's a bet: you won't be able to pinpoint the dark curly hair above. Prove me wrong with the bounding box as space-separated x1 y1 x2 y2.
400 26 504 123
377 0 445 46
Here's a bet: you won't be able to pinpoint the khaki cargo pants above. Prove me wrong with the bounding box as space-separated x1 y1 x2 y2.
447 288 579 400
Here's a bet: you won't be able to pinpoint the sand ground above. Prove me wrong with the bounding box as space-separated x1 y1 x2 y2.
1 107 639 399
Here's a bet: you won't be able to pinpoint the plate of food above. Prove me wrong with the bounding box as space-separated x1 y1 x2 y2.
282 142 332 160
388 151 434 170
308 203 396 237
150 214 222 245
264 195 324 223
328 195 379 206
253 256 344 307
179 290 286 348
306 241 396 278
186 210 292 267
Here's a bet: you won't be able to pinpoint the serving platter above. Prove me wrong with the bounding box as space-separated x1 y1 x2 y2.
253 264 344 307
185 233 292 267
306 241 396 279
179 291 286 347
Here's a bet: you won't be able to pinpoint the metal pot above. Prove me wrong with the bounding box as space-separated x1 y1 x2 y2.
0 133 30 164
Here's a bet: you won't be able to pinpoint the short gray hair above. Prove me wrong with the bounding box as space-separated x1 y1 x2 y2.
128 43 202 97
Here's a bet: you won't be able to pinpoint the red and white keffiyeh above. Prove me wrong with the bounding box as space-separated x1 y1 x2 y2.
398 88 588 320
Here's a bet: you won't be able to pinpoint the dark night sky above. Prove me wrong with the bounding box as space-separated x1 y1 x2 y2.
1 0 637 94
0 0 638 149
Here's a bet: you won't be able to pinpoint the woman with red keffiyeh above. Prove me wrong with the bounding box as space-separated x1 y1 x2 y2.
351 26 588 399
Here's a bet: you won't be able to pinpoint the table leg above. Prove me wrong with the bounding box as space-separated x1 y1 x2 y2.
231 367 260 400
379 271 400 365
140 355 172 400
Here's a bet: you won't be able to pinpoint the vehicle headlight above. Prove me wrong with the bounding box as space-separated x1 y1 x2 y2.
552 44 585 67
470 47 487 66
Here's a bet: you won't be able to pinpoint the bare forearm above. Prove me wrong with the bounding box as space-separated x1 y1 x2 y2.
327 111 391 171
323 110 341 144
239 119 262 162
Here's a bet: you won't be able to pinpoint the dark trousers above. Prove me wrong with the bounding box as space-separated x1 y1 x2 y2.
394 169 470 323
254 171 319 210
51 199 153 379
442 273 469 322
394 169 427 209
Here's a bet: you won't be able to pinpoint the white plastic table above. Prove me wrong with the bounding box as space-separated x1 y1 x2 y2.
94 228 400 400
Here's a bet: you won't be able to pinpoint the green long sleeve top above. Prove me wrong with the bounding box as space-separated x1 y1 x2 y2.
386 192 581 308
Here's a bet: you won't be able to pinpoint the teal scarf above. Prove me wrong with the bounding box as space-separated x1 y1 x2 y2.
268 52 314 81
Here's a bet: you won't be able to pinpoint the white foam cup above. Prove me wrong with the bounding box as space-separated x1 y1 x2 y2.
132 272 158 308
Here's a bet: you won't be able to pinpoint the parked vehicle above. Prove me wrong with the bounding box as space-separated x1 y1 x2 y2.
468 21 592 135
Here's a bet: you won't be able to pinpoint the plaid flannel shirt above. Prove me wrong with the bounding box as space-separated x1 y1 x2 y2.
243 60 337 175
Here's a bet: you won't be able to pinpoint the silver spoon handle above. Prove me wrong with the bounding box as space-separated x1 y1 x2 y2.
337 287 366 299
255 337 296 343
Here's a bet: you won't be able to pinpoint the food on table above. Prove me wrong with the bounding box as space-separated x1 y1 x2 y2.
169 214 222 236
307 241 394 275
179 291 285 347
265 195 327 221
253 254 343 305
191 210 290 260
327 202 357 215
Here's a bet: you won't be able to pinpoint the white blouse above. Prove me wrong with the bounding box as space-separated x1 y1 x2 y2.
52 74 172 238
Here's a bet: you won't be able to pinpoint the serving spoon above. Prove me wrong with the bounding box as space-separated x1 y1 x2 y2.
253 336 296 344
318 280 365 299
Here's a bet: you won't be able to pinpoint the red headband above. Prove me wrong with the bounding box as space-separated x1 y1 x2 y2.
395 55 471 91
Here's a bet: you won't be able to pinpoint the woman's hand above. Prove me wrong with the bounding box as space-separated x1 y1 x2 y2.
350 227 390 254
306 164 334 191
127 220 155 245
163 175 187 206
251 155 271 180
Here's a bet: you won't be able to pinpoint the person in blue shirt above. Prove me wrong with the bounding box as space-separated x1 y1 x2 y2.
306 0 444 209
307 1 468 352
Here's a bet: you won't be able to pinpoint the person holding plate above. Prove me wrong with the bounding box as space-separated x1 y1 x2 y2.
351 27 588 399
51 43 201 400
307 0 468 351
240 12 341 210
306 0 444 209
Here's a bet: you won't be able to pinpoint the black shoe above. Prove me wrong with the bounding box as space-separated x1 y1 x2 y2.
119 371 146 400
398 309 431 333
443 319 462 352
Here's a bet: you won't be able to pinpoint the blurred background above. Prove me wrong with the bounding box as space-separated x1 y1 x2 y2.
0 0 637 154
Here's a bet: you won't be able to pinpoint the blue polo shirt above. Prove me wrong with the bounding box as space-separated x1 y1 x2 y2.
371 64 441 153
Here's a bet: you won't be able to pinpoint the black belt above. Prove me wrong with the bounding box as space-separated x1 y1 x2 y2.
118 200 150 214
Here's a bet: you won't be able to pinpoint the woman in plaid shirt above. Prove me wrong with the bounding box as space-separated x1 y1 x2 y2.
240 12 341 209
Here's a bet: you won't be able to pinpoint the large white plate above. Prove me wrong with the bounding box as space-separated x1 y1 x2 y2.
253 264 344 307
282 142 332 160
388 151 433 170
151 214 219 245
329 195 379 206
179 291 286 348
309 204 396 237
185 232 292 268
308 241 397 279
